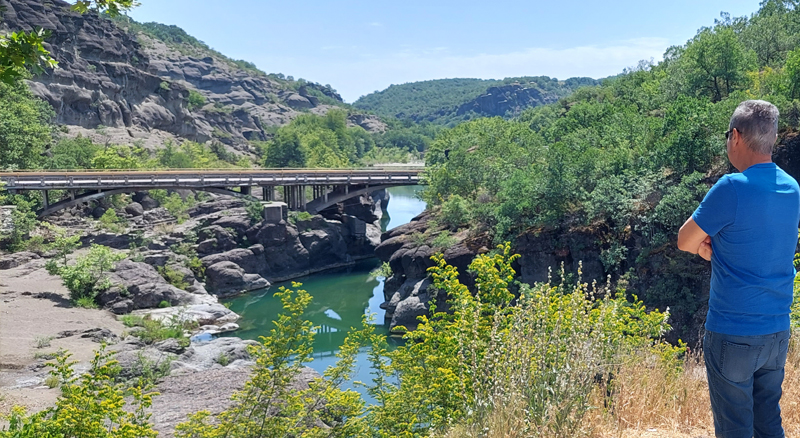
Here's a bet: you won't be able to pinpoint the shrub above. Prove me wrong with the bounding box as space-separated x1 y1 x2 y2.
363 244 681 436
215 353 230 366
245 199 263 224
43 374 60 389
54 244 125 305
75 296 99 309
98 208 126 233
371 262 393 279
186 89 205 111
431 231 459 250
149 189 194 223
158 265 190 290
158 300 170 308
34 336 53 349
439 194 471 229
0 346 158 437
122 313 194 348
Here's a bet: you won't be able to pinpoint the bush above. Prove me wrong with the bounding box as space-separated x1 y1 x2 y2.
158 265 190 290
149 189 194 223
53 244 125 305
98 208 126 233
363 244 681 436
438 194 471 229
122 313 194 348
0 346 158 437
186 89 205 111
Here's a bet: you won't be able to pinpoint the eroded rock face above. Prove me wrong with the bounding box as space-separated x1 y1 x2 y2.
0 0 366 154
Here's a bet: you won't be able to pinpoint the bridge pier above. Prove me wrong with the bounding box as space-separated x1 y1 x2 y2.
43 190 49 209
240 186 251 196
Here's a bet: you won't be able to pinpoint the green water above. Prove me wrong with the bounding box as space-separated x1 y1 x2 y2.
221 186 426 397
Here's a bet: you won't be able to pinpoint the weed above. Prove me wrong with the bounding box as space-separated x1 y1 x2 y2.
34 336 54 349
215 353 230 366
43 374 60 388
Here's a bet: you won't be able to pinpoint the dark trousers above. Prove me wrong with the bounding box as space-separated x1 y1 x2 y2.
703 329 791 438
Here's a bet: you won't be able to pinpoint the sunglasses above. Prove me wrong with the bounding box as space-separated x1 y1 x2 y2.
724 128 741 140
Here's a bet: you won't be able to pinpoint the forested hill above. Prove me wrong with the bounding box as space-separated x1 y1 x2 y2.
353 76 598 126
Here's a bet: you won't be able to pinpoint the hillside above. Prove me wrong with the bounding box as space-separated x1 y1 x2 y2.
353 76 598 126
0 0 384 156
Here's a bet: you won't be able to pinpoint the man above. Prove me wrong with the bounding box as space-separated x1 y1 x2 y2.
678 100 800 438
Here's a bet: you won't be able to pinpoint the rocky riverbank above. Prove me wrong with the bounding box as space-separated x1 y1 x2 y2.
0 189 387 435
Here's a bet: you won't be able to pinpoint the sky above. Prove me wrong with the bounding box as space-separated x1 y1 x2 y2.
128 1 765 103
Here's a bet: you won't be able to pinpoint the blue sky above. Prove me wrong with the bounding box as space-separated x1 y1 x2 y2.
128 1 763 103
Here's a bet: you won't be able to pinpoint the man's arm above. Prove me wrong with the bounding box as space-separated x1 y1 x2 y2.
677 217 712 261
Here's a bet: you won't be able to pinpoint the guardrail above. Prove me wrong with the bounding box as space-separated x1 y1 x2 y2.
0 168 424 191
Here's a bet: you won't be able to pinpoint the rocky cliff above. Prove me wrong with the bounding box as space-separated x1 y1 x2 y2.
0 0 384 154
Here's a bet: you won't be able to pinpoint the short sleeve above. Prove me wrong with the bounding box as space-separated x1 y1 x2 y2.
692 176 737 237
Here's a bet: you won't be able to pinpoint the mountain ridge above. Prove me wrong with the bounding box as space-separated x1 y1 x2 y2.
354 76 600 126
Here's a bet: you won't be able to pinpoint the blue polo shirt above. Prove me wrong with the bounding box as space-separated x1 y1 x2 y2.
692 162 800 336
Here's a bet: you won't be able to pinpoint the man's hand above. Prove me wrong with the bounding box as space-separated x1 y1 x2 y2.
677 217 711 259
698 236 712 261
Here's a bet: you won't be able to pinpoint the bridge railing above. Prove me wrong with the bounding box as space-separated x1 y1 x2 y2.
0 168 424 191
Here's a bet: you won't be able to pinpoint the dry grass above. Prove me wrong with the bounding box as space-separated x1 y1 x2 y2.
444 336 800 438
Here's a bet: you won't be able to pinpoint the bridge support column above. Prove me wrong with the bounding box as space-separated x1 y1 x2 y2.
43 190 49 209
300 185 306 211
263 186 274 201
69 190 75 201
241 186 251 196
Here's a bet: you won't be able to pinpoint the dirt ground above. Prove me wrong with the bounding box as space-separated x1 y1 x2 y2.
0 258 126 416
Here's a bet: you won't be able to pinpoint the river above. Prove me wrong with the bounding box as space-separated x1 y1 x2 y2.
220 185 426 399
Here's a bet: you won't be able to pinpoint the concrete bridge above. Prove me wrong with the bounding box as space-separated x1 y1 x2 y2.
0 168 423 217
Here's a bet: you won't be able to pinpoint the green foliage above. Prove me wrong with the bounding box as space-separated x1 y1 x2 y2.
74 296 99 309
186 89 206 111
121 314 193 348
287 210 313 225
52 244 125 305
215 353 230 367
126 350 173 388
98 208 126 233
46 136 101 170
679 26 755 102
0 346 158 438
353 76 597 126
91 145 149 170
0 29 58 85
430 231 459 250
157 140 236 169
0 80 55 170
361 244 679 437
157 265 190 290
371 262 393 279
261 110 373 168
175 284 368 437
1 196 39 252
438 194 471 229
149 189 195 223
244 199 263 224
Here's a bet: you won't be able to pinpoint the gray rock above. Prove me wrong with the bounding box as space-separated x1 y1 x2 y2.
125 202 144 216
174 337 259 372
101 260 204 311
205 261 269 297
391 296 428 331
201 248 264 277
155 338 186 354
0 252 40 270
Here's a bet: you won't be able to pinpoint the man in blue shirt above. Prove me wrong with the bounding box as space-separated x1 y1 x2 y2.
678 100 800 438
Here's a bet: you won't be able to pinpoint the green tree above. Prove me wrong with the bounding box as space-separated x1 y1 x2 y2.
682 26 754 101
51 244 125 305
0 80 55 170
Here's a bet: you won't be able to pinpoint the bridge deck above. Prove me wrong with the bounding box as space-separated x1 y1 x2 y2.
0 168 423 191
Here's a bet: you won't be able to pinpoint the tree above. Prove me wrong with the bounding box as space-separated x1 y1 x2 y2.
0 80 54 170
682 27 755 101
0 0 139 84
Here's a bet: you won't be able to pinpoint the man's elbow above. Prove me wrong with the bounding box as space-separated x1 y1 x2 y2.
676 230 697 254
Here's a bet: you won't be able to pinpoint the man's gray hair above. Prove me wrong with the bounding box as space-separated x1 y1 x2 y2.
730 100 779 155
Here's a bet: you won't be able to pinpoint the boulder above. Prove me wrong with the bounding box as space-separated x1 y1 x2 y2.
204 261 270 297
0 252 40 270
101 260 204 310
125 202 144 216
391 296 428 331
133 303 239 326
201 248 265 277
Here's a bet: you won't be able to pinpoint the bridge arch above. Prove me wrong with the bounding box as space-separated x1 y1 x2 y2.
38 186 249 217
